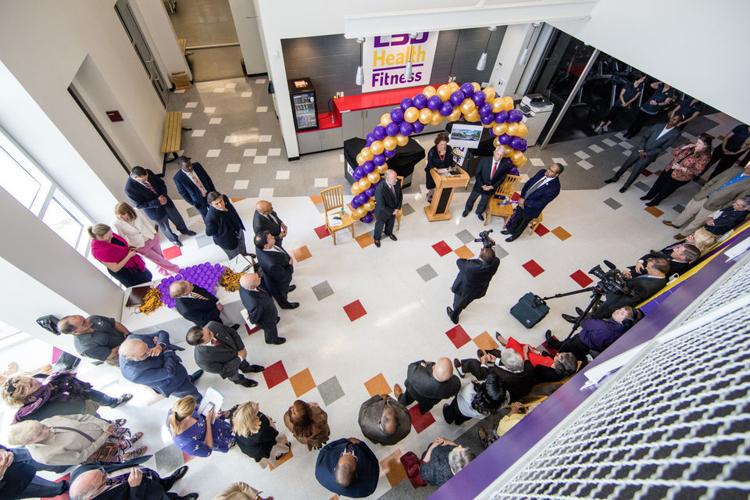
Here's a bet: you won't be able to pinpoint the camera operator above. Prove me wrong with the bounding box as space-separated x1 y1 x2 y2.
562 256 670 323
546 306 636 362
447 236 500 324
624 242 700 279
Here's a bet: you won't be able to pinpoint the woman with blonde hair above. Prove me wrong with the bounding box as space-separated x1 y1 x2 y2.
213 482 270 500
282 399 330 451
167 396 234 457
685 227 717 254
113 201 179 276
89 223 152 287
232 401 290 468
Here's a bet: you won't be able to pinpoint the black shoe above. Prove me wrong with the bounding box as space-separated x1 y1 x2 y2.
182 230 197 236
236 377 258 388
190 369 204 382
446 307 458 324
229 324 240 330
387 234 398 241
168 465 189 483
500 229 510 235
505 236 518 242
180 494 199 500
618 187 627 193
575 307 584 316
247 364 264 372
495 331 505 343
544 329 554 342
561 313 578 324
604 178 617 184
645 201 658 207
267 338 287 345
639 195 651 200
171 239 183 247
288 284 297 292
374 240 381 248
112 394 133 408
276 316 281 324
280 302 300 309
57 480 70 494
462 209 469 217
453 358 464 378
477 213 485 221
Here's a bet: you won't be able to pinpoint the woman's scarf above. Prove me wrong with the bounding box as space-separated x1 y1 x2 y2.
13 371 93 423
91 233 145 271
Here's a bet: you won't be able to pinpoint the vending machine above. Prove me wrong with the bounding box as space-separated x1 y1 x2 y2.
288 78 318 131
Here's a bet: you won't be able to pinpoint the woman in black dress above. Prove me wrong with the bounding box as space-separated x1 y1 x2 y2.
425 133 453 202
232 401 290 469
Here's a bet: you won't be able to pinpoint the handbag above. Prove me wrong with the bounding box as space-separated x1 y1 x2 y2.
400 451 428 488
36 315 60 335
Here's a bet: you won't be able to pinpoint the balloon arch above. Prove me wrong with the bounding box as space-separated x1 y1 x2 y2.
349 81 529 223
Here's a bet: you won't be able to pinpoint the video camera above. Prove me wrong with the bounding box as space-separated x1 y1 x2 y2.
589 260 631 295
474 229 495 248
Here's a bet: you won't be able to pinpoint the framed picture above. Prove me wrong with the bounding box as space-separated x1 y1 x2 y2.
449 124 483 149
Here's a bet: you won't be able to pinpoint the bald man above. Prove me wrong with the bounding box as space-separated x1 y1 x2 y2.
239 273 285 345
395 358 461 414
119 332 203 400
373 169 403 248
170 280 226 329
315 438 379 498
358 394 411 446
252 200 287 247
69 462 195 500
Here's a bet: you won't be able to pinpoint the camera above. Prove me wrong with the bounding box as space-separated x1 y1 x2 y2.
589 260 630 295
474 229 495 248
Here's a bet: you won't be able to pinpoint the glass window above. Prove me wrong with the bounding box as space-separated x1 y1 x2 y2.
0 145 41 208
42 196 85 249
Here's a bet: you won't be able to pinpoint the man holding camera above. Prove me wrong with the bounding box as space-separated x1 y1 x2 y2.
447 246 500 324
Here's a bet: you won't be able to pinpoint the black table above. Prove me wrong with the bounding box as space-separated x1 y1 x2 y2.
344 137 426 188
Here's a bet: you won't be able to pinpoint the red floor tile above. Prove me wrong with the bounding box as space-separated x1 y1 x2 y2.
511 192 521 202
570 269 594 288
522 259 545 277
432 240 452 256
314 224 331 239
263 360 289 389
446 324 471 349
641 169 653 177
245 323 261 335
163 245 182 260
181 451 194 463
534 223 550 236
409 404 436 433
343 300 367 321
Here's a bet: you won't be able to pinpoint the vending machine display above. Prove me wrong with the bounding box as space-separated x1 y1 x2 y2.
288 78 318 131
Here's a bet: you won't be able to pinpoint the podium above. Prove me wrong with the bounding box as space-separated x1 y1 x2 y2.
424 167 470 221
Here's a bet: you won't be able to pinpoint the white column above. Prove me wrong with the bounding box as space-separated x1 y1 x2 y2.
229 0 267 75
130 0 192 82
488 24 536 98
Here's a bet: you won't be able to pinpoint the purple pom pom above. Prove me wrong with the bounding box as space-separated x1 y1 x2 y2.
495 110 509 123
449 90 465 106
386 122 400 137
400 98 413 111
365 186 376 197
363 161 375 174
373 126 386 140
499 134 512 146
384 149 396 158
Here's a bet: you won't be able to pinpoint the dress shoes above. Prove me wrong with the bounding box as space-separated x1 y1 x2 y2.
182 230 197 236
276 316 281 324
229 324 240 330
236 377 258 388
387 234 397 241
190 369 204 382
446 307 458 324
280 302 300 309
168 465 189 483
453 358 465 378
476 349 486 359
288 285 297 292
544 329 554 342
505 236 518 242
180 494 199 500
561 313 579 324
645 201 659 207
462 209 470 217
477 213 485 221
674 233 686 240
618 187 627 193
603 178 617 184
374 240 381 248
113 394 133 407
639 195 651 200
494 331 505 344
662 220 677 228
500 229 510 235
267 338 287 345
248 364 264 373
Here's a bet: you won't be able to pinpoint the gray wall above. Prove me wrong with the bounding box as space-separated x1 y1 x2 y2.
282 27 506 114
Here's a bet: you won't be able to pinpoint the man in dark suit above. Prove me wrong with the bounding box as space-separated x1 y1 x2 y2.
701 196 750 236
186 321 263 388
463 146 512 221
625 243 700 279
358 395 411 446
252 200 287 247
239 273 285 345
169 280 238 329
125 166 195 247
254 230 299 309
373 169 403 248
454 348 535 401
315 437 379 498
205 191 247 259
503 163 563 242
173 156 215 219
394 357 461 414
447 247 500 324
606 114 682 192
69 462 195 500
0 445 69 498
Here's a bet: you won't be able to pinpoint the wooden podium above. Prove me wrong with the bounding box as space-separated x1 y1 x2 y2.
424 167 470 221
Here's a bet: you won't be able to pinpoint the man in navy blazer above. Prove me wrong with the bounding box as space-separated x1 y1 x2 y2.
170 279 237 329
119 331 203 400
503 163 563 242
173 156 215 219
252 200 287 246
606 114 682 192
205 191 247 259
447 247 500 324
315 437 379 498
254 230 299 309
125 166 195 247
69 461 195 500
463 146 512 221
239 273 286 345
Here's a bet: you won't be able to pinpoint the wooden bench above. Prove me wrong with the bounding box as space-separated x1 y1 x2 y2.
160 111 190 173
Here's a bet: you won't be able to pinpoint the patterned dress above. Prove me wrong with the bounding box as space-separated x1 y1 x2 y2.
170 409 234 457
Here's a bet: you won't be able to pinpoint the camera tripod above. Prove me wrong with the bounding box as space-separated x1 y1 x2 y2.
539 286 605 339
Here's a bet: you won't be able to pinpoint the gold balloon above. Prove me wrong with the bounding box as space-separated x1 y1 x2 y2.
507 122 520 136
466 110 480 123
358 178 371 191
367 171 381 184
419 108 433 124
383 136 397 151
491 99 504 113
460 98 476 115
503 147 513 157
437 84 451 102
355 206 367 218
483 87 496 101
472 82 481 93
448 108 462 122
448 81 460 93
404 107 419 123
360 147 373 162
376 163 388 174
514 122 528 138
396 133 409 147
351 182 363 195
351 209 362 221
363 198 375 211
431 112 444 126
356 153 366 166
370 140 384 155
422 85 437 98
493 123 508 136
380 112 392 127
502 96 515 111
511 151 526 166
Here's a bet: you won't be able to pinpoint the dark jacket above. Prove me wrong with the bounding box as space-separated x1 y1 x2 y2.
491 361 535 400
520 169 561 218
252 211 285 240
234 413 279 462
1 445 35 499
426 144 454 169
451 257 500 301
205 195 245 250
577 318 629 352
596 275 667 318
705 207 749 235
173 163 215 210
70 462 166 500
315 438 379 498
119 332 191 396
631 245 693 278
124 169 172 222
256 247 293 296
404 361 461 405
358 395 411 446
472 156 511 192
374 180 403 220
193 321 245 379
639 123 681 160
174 285 220 327
239 286 277 326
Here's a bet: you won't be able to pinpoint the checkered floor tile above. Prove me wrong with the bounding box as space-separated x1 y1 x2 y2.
522 259 545 277
343 300 367 321
446 324 471 348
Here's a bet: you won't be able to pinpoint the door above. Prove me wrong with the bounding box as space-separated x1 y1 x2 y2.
114 0 169 106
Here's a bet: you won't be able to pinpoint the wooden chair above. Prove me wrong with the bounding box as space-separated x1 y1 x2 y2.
396 176 404 231
485 174 521 226
320 185 355 245
529 213 543 233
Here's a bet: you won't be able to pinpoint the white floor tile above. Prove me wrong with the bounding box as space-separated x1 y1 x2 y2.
225 83 237 90
241 91 253 98
243 149 257 157
206 149 221 157
268 148 281 156
191 129 206 137
339 154 345 163
275 170 290 180
577 159 594 170
182 112 192 119
619 141 633 149
574 151 590 160
226 163 240 173
602 138 617 147
204 107 216 114
258 187 274 198
259 135 272 143
185 102 197 108
624 150 631 156
530 158 545 167
255 78 267 84
209 117 223 125
253 155 268 164
588 144 604 153
615 132 626 139
224 135 235 144
233 179 249 190
314 177 329 188
552 157 567 166
256 106 268 113
213 88 225 93
520 173 530 183
174 89 186 94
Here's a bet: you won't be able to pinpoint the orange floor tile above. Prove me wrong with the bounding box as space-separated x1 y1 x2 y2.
473 331 499 351
292 245 312 262
380 448 407 487
356 231 375 248
551 226 572 241
454 245 475 259
289 368 316 397
364 372 392 397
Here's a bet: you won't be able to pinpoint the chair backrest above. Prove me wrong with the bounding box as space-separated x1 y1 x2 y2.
320 185 345 224
496 174 521 198
397 176 404 187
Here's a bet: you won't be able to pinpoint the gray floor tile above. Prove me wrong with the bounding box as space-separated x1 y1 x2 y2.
634 181 651 192
154 445 184 475
401 203 415 216
672 204 685 213
493 244 509 259
312 280 334 301
455 229 475 244
416 264 438 282
317 376 345 406
604 198 622 210
186 206 198 217
196 233 214 248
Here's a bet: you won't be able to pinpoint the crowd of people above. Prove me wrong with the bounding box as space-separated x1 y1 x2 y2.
2 85 749 498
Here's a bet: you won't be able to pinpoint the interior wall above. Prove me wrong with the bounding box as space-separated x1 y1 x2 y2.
228 0 267 75
130 0 192 82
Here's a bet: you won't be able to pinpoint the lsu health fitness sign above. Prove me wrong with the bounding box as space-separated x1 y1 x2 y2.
362 32 438 93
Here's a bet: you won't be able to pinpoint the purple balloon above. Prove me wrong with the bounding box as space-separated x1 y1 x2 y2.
439 102 454 116
510 137 524 150
367 132 377 142
449 90 465 106
386 122 400 137
489 127 496 137
363 161 375 174
399 121 414 136
373 154 386 166
373 126 386 140
412 121 425 133
495 110 509 123
365 186 376 197
361 213 374 223
384 149 396 158
508 109 524 122
351 197 362 208
390 108 404 123
516 138 528 152
499 133 512 146
356 193 369 205
472 92 486 107
412 94 427 109
460 82 475 96
479 103 493 117
427 95 442 110
481 113 494 125
400 98 413 111
365 137 374 147
353 168 364 180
